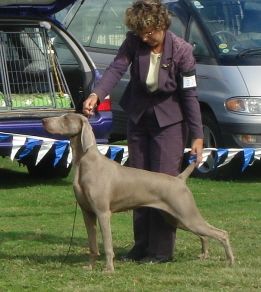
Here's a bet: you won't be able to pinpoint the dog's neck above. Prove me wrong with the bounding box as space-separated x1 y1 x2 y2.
70 135 96 165
70 135 84 165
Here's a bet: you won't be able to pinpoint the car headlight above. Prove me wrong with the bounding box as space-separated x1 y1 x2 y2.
225 97 261 114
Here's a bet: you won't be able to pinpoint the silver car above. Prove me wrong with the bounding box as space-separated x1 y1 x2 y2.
60 0 261 149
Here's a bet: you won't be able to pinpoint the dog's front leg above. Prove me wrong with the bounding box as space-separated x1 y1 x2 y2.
97 211 115 273
82 210 100 270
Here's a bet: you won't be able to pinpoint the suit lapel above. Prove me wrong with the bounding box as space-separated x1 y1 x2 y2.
138 31 174 88
158 31 174 90
139 45 151 83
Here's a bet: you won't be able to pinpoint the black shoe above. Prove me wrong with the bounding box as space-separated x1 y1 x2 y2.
139 255 173 264
121 246 147 262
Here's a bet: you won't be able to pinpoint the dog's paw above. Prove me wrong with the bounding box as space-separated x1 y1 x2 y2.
228 256 235 266
103 265 115 273
83 264 93 271
198 252 209 260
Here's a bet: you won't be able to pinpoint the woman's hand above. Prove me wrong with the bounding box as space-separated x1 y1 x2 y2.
82 93 99 117
190 138 203 166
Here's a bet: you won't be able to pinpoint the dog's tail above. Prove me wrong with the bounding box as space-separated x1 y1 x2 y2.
178 162 196 181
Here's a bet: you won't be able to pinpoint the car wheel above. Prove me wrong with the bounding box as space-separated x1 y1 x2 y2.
202 111 222 148
192 111 226 179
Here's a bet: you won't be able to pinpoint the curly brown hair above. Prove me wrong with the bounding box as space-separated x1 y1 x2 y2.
125 0 171 33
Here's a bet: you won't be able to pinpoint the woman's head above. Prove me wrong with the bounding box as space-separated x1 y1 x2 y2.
125 0 171 35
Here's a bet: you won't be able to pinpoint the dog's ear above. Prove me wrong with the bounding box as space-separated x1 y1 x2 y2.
81 120 95 152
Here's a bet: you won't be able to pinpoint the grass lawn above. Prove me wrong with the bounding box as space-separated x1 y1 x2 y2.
0 157 260 291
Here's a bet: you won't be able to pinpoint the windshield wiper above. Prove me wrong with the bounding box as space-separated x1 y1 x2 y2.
237 48 261 58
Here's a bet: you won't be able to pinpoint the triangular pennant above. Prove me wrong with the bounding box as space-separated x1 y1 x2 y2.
0 133 10 141
215 148 228 167
254 148 261 160
120 146 129 165
97 144 110 155
53 140 69 166
197 148 215 173
223 148 243 166
242 148 255 171
18 138 41 160
188 154 196 164
67 146 73 167
108 146 124 163
10 135 27 161
35 140 54 165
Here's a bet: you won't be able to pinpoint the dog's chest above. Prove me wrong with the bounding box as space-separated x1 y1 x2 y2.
74 188 93 211
73 177 93 211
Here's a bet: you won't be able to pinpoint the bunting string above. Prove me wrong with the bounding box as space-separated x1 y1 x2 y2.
0 132 260 173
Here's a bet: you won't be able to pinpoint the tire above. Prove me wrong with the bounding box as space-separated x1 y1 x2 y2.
192 111 226 179
202 111 222 148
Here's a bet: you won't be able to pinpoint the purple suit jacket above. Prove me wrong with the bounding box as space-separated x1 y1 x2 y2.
93 30 203 139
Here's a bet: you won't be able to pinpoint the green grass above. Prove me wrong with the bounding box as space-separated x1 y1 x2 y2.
0 157 260 291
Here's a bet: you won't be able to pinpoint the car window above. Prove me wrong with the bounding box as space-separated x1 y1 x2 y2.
169 14 186 38
188 19 210 57
67 1 106 46
189 0 261 57
50 29 91 111
52 33 78 65
90 0 131 49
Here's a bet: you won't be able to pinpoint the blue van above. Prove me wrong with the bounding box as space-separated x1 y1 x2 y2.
0 0 112 177
61 0 261 149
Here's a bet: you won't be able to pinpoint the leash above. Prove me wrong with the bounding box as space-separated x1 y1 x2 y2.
62 200 78 264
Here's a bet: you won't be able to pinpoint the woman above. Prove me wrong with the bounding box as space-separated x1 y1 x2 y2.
83 0 203 263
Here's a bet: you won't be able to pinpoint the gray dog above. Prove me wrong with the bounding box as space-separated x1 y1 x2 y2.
42 113 234 272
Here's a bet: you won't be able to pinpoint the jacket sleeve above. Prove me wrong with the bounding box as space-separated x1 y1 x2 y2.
176 40 204 139
92 32 136 101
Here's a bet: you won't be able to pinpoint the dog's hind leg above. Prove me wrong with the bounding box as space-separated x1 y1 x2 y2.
198 236 209 259
182 219 234 265
176 219 209 260
82 210 100 270
97 211 115 273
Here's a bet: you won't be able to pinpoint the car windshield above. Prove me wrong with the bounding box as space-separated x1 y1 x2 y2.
189 0 261 57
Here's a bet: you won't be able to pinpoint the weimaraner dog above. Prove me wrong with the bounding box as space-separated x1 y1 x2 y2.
42 113 234 272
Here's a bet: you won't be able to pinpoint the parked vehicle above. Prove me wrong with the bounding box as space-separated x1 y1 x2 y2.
0 0 112 177
60 0 261 149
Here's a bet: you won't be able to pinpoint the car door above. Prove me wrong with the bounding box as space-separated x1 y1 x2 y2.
64 0 131 139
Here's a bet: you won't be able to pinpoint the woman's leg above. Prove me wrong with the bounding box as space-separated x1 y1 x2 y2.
126 109 187 261
146 119 187 260
125 117 151 259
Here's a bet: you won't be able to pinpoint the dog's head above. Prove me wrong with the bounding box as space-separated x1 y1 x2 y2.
42 113 95 152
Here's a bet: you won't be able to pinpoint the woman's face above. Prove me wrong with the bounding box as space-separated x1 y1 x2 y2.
138 28 165 48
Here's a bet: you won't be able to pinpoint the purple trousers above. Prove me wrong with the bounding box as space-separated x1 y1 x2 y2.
127 107 187 258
